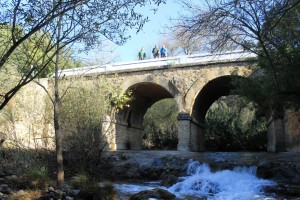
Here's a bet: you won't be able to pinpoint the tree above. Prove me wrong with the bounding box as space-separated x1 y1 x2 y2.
159 27 205 56
1 0 165 189
205 96 267 151
0 25 83 78
143 99 178 150
0 0 165 110
172 0 300 111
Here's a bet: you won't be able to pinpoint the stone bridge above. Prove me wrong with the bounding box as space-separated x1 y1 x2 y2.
59 51 290 152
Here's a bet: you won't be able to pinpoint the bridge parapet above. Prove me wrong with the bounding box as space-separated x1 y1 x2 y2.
57 51 256 77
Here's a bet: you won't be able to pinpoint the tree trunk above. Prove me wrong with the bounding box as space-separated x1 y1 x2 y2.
54 102 64 188
54 5 64 188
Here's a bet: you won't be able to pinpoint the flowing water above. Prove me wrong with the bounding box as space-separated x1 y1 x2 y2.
114 160 282 200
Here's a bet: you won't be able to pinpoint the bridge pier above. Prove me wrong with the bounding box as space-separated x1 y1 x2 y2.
177 112 205 152
267 117 286 152
190 121 205 152
266 107 286 152
103 111 139 150
102 115 116 150
113 123 143 150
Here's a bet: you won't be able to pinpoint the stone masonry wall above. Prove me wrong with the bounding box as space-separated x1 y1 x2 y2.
101 62 253 113
0 79 54 149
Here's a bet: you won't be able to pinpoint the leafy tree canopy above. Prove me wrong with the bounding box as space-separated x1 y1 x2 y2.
173 0 300 110
0 0 166 110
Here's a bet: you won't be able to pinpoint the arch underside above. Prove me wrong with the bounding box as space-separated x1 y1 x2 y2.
124 82 173 128
114 81 176 150
187 76 248 152
192 76 233 124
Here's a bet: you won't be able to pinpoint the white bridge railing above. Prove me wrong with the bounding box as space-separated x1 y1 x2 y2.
57 51 256 77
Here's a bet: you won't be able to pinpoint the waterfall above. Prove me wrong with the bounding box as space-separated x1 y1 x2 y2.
168 160 276 199
114 159 277 200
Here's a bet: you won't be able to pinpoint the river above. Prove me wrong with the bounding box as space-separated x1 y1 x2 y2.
102 150 300 199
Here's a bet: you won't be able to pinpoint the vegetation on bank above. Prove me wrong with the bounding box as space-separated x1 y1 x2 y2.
205 96 267 151
143 99 178 150
143 95 267 151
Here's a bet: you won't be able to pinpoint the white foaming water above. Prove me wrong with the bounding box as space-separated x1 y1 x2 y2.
169 160 276 200
114 160 277 200
114 182 164 195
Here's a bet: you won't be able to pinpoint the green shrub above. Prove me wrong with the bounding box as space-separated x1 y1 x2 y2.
59 78 131 175
70 172 90 189
143 99 178 150
205 95 267 151
27 165 50 189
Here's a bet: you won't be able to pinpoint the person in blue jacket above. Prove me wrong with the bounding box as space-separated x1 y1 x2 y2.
160 45 167 58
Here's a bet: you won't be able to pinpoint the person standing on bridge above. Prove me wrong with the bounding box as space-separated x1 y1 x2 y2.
138 47 146 60
160 45 167 58
152 45 160 58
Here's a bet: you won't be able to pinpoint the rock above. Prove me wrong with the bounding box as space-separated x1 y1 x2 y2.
0 192 9 200
0 169 5 178
264 184 300 198
277 166 295 178
0 132 6 145
78 181 117 200
129 188 176 200
160 174 178 187
110 155 119 161
111 161 144 179
257 161 299 184
53 189 66 200
0 184 13 194
4 174 18 181
152 158 165 167
292 175 300 185
120 153 129 160
48 186 55 192
0 178 7 184
67 189 80 196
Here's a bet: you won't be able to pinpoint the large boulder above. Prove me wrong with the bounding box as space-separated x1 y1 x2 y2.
160 174 178 187
77 181 117 200
257 161 300 184
129 188 176 200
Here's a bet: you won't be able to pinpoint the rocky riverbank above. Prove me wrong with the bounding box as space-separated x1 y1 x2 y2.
1 150 299 199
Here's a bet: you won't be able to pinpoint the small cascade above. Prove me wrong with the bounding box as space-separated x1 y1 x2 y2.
168 160 276 199
114 159 277 200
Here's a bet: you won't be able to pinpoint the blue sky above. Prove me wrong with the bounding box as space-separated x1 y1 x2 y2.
76 0 183 64
115 0 181 62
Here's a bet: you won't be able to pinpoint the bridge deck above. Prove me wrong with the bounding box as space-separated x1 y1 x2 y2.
57 51 256 77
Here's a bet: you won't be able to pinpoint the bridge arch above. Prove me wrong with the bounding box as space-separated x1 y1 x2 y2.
179 75 259 151
191 75 239 124
113 75 180 150
184 68 250 115
120 75 180 98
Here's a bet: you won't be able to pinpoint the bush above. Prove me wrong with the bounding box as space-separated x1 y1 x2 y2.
59 78 125 175
8 190 42 200
27 165 50 189
70 172 90 189
143 99 178 150
205 96 267 151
